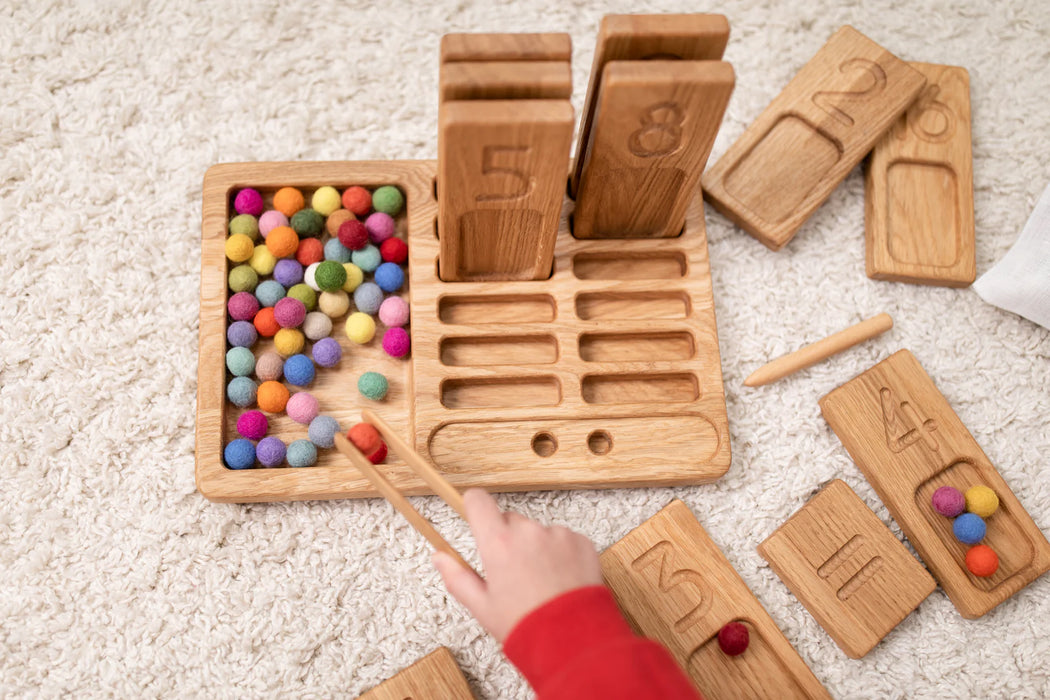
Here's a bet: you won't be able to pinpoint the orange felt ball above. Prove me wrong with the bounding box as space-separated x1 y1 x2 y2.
257 380 290 413
326 208 355 236
342 186 372 217
266 226 299 258
273 187 305 218
296 237 324 266
966 544 999 577
253 307 280 337
348 422 381 454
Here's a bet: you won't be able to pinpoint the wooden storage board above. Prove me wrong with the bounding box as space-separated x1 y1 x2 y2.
758 479 936 658
601 500 829 699
197 160 731 501
357 647 475 700
820 349 1050 618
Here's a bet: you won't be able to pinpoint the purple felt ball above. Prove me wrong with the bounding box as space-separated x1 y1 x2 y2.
932 486 966 518
286 392 320 425
273 259 304 287
273 297 307 328
258 210 288 238
227 291 260 321
256 437 286 467
382 327 411 358
312 337 343 368
365 212 396 244
378 296 409 327
227 320 258 348
236 410 268 440
234 188 265 216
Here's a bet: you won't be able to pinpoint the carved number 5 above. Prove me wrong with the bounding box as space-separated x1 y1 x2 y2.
812 58 887 127
476 145 533 202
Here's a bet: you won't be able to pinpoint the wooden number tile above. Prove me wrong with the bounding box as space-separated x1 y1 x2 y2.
357 647 475 700
572 60 734 239
440 33 571 63
758 479 936 658
438 99 573 281
601 500 830 699
820 350 1050 618
571 14 730 198
439 61 572 102
702 26 926 251
865 63 975 286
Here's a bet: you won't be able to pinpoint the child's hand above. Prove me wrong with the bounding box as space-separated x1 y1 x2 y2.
432 488 604 642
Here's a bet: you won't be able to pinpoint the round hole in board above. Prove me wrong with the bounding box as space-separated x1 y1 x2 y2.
587 430 612 455
532 432 558 458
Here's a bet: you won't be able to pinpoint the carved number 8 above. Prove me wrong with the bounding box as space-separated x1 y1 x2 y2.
628 102 684 157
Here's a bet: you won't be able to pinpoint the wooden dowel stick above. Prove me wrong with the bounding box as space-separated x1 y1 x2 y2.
333 433 475 573
744 313 894 387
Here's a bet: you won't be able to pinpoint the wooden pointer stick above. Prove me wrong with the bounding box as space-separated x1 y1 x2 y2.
744 313 894 387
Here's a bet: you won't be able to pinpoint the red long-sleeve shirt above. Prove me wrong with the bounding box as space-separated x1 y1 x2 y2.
502 585 702 700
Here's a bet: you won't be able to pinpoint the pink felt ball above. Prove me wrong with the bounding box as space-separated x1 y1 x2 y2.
236 410 268 440
932 486 966 518
259 210 289 238
286 392 320 425
718 622 750 656
382 327 411 358
234 188 264 216
228 291 260 321
365 212 396 244
273 297 307 328
378 296 410 327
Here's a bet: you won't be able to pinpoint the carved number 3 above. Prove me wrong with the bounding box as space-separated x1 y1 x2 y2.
812 58 887 127
898 84 954 143
628 102 684 157
476 145 533 202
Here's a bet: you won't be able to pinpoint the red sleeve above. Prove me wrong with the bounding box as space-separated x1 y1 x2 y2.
502 585 702 700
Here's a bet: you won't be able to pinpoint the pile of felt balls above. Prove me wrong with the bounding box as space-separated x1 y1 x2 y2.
931 484 1001 577
222 184 410 470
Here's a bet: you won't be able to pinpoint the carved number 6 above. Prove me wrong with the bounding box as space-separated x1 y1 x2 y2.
476 145 533 202
812 58 887 127
628 102 684 157
899 84 954 143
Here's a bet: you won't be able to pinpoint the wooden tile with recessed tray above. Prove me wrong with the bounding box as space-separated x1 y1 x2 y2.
357 647 475 700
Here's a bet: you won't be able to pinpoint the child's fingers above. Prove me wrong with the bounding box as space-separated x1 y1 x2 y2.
462 488 507 545
432 551 489 616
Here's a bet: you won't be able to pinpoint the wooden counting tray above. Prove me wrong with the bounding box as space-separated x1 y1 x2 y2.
600 500 830 699
197 160 730 501
820 350 1050 618
357 647 475 700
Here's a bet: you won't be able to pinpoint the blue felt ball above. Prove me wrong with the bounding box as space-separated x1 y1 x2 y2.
351 244 382 273
224 438 256 469
227 320 258 348
353 282 383 315
953 513 986 544
255 279 286 308
324 237 353 263
225 346 255 377
226 376 258 407
374 262 404 292
287 439 318 467
256 436 286 467
308 415 341 449
283 353 316 387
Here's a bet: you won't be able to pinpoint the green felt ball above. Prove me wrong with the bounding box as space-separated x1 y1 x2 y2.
229 214 259 240
225 346 255 377
357 371 389 400
291 208 324 238
287 283 317 311
372 186 404 216
314 260 347 292
228 264 259 293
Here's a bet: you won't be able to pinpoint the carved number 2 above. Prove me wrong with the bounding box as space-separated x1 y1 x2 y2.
476 145 533 202
812 58 887 127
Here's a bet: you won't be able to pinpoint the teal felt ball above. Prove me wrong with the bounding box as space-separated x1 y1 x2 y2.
225 346 256 377
226 376 258 407
287 439 318 467
357 371 389 400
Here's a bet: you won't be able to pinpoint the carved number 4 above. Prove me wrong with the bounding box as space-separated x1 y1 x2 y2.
476 145 533 202
880 387 939 453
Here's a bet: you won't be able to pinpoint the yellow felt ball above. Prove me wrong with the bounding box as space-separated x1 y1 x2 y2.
274 328 305 357
965 485 999 518
312 186 342 216
225 233 255 263
341 263 364 292
249 244 277 275
345 312 376 344
319 290 350 318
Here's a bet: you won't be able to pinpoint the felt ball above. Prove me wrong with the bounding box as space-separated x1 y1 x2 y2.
286 392 320 425
308 415 341 449
228 264 258 293
312 186 342 216
227 291 260 321
380 237 408 264
353 282 383 314
234 188 264 216
319 290 351 318
273 259 304 287
338 219 369 250
366 442 388 464
342 185 372 216
273 187 305 218
372 185 404 215
274 328 305 357
351 244 382 273
345 312 376 344
324 237 352 263
304 262 322 292
274 297 307 329
932 486 966 518
296 237 324 267
291 208 324 238
255 351 284 382
315 260 348 292
312 337 343 367
224 438 256 469
287 439 318 467
254 280 286 308
378 296 410 327
249 244 277 275
257 380 290 413
342 263 364 292
365 212 396 244
374 262 404 292
237 410 268 440
259 210 288 237
348 423 381 454
965 486 999 518
326 208 355 236
718 622 750 656
302 312 333 341
357 371 388 400
283 354 316 387
256 436 286 467
382 327 411 358
227 320 258 348
265 225 299 258
953 513 986 544
225 233 255 263
966 544 1000 577
225 346 255 377
226 376 257 408
253 307 280 338
287 283 317 311
229 214 259 240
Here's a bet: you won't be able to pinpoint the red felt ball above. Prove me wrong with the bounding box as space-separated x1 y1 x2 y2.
348 422 381 454
367 441 388 464
380 237 408 264
342 186 372 217
718 622 749 656
966 544 999 577
296 237 324 266
338 219 369 250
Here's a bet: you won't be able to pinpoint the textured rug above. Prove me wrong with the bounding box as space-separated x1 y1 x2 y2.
2 0 1049 697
